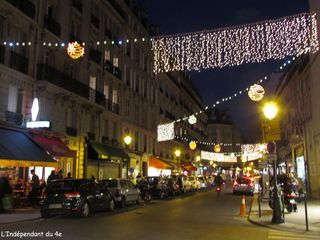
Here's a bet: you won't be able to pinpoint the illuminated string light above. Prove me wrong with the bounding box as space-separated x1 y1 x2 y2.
173 55 297 123
152 13 319 74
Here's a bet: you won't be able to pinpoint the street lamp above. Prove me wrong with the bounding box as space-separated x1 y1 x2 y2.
175 149 181 173
123 135 132 178
263 102 284 224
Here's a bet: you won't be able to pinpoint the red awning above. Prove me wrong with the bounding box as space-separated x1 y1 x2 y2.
182 161 197 171
149 156 173 169
32 135 76 158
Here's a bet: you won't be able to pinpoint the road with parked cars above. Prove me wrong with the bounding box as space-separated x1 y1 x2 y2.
0 180 277 240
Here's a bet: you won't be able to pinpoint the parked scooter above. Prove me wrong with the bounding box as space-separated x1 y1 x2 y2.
269 185 298 213
137 178 152 202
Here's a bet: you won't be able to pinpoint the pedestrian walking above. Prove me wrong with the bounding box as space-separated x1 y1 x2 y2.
29 170 40 207
65 172 72 179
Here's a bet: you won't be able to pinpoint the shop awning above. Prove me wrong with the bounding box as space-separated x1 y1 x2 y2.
88 141 129 160
32 135 76 158
182 161 197 171
149 156 173 169
0 127 57 167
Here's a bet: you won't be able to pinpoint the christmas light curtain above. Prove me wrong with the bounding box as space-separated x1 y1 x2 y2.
152 13 318 74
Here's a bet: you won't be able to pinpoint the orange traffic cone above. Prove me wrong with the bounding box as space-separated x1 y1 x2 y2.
240 194 246 216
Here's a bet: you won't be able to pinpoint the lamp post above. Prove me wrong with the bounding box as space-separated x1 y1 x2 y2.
123 135 132 178
263 102 284 224
175 149 181 174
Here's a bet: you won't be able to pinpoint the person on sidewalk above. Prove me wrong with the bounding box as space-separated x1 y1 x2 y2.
65 172 72 180
0 173 13 213
29 170 40 207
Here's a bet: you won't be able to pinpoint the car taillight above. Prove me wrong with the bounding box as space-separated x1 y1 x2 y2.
250 182 254 187
233 182 238 187
65 192 81 199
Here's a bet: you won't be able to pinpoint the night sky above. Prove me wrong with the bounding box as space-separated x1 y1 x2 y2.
144 0 309 142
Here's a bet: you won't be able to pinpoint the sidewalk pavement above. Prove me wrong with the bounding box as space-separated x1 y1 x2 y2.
0 207 41 225
248 193 320 235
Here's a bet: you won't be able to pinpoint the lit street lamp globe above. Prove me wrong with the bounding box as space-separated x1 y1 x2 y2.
124 135 132 145
175 149 181 157
263 102 278 120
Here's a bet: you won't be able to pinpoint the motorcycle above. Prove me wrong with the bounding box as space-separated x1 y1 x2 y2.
137 179 152 202
269 185 298 213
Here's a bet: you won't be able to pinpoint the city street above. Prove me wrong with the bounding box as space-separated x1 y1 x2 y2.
1 184 316 240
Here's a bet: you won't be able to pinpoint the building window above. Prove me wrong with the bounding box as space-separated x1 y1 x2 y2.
134 103 139 122
143 135 147 152
113 55 119 67
124 99 130 117
134 132 139 151
7 85 23 113
90 114 95 133
112 89 118 104
112 121 118 140
104 49 111 61
89 75 96 90
104 84 109 99
67 108 77 128
103 119 109 137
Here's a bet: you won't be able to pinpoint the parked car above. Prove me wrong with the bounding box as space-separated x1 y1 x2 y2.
197 176 209 189
163 177 181 196
40 179 114 218
171 175 190 193
145 176 168 199
188 176 201 191
233 177 254 196
100 178 140 207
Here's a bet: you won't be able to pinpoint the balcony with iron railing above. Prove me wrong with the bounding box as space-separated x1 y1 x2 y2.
89 48 102 65
37 64 109 108
91 14 100 29
6 0 35 19
113 66 122 79
44 15 61 37
72 0 82 13
104 60 113 73
107 0 127 20
10 50 28 74
104 28 113 40
69 33 82 44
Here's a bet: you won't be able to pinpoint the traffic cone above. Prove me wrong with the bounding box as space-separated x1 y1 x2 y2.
240 194 246 216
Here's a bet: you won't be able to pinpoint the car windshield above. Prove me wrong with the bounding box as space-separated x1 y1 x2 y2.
45 180 79 193
103 179 118 188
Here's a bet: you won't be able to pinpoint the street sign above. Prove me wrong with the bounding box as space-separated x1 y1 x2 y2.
267 154 277 161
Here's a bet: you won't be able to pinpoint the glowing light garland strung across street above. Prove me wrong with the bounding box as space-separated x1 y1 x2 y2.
152 13 319 74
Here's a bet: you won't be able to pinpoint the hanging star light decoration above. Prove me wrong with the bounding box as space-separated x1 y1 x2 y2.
157 122 175 142
248 84 265 101
152 13 319 74
67 41 85 59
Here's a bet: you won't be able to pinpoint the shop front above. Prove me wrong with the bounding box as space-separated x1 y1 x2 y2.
31 133 76 179
148 156 173 176
181 161 197 175
0 125 57 204
87 141 129 180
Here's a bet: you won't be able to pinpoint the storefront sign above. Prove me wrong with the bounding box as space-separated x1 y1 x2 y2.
26 121 51 128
